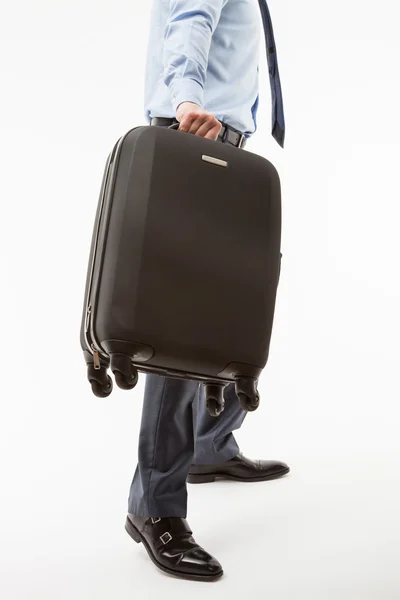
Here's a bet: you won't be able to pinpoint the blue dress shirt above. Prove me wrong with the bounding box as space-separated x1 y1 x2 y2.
143 0 263 138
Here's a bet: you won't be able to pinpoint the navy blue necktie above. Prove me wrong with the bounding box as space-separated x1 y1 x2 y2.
258 0 285 148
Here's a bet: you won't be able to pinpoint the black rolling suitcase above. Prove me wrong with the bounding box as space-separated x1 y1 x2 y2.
80 124 282 416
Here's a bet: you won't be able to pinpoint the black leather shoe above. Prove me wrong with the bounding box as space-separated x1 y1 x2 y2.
125 514 223 581
187 452 290 483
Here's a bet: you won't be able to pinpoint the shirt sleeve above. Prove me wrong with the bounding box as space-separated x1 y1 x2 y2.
163 0 229 113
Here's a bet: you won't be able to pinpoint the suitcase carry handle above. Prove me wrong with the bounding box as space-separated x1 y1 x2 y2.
168 122 180 130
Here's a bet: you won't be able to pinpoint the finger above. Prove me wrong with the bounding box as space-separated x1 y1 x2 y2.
204 122 223 141
196 119 222 139
178 115 197 133
188 115 209 135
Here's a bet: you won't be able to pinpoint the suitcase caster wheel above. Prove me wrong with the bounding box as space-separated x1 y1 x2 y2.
206 397 225 417
110 354 139 391
235 377 260 412
204 384 225 417
91 376 113 398
87 365 113 398
114 369 139 391
237 392 259 412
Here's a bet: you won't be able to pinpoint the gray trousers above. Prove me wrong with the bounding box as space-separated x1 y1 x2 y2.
128 374 247 517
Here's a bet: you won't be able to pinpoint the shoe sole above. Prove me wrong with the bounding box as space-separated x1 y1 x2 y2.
125 517 223 582
187 466 290 484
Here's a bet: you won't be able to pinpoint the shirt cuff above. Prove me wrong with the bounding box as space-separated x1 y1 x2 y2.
170 78 204 113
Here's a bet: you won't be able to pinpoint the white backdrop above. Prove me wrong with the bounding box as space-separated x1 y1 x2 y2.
1 1 399 598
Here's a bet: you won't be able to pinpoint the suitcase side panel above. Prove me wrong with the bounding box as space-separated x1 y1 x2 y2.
80 128 143 364
79 152 112 358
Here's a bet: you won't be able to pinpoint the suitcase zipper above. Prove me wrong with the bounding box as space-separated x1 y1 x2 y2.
84 304 102 370
85 304 92 334
91 344 101 370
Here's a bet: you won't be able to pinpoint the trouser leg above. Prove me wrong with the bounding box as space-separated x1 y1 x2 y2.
192 383 247 465
128 373 199 518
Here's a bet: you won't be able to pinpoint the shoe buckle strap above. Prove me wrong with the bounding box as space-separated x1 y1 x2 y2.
149 519 174 545
160 532 173 545
148 517 192 548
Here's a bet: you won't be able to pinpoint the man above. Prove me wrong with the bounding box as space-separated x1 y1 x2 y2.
125 0 288 582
